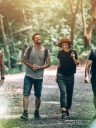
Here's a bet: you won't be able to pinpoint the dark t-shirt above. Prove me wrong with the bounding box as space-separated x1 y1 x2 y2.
57 49 78 77
88 50 96 76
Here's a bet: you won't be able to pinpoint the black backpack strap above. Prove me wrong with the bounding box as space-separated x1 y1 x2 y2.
27 46 48 62
27 45 33 60
44 48 48 62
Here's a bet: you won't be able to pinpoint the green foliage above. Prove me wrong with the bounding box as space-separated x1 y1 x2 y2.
0 0 95 72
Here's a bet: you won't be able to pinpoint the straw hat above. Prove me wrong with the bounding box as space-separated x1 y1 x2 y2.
58 38 72 47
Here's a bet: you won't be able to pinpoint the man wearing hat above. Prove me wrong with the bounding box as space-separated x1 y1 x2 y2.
56 37 79 119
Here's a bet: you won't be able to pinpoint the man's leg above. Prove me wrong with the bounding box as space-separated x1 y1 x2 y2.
92 95 96 119
23 96 29 111
93 95 96 109
34 97 41 119
91 77 96 119
20 76 32 120
20 96 29 120
35 97 41 111
34 79 43 119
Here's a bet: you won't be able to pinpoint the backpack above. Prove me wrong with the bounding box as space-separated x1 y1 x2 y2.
27 45 48 62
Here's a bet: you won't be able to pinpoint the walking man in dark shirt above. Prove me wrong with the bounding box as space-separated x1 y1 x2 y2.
85 49 96 119
56 38 79 118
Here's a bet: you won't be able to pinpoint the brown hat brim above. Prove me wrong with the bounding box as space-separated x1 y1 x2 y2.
58 40 72 47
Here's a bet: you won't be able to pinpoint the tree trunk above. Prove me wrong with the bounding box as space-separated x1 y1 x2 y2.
81 0 96 45
22 9 27 24
68 0 80 43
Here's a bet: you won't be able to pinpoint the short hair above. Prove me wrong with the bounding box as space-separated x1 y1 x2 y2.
32 33 41 40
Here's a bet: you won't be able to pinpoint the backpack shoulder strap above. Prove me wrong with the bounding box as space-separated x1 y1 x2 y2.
27 46 48 62
27 45 33 59
44 48 48 62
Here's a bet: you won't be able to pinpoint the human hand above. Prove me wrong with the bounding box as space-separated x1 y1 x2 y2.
32 64 39 70
84 77 90 83
71 52 75 60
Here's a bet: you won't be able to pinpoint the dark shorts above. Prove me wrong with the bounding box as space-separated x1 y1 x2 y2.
91 76 96 96
23 75 43 97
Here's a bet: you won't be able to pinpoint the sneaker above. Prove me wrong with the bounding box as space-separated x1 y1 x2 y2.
20 112 28 121
66 110 69 116
34 110 41 120
93 115 96 120
61 111 67 119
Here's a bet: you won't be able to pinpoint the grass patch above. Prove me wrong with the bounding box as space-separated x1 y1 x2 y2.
0 119 22 128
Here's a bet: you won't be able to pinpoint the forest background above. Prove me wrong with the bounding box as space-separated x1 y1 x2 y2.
0 0 96 73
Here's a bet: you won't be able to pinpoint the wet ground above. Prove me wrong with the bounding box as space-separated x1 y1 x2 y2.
0 66 96 128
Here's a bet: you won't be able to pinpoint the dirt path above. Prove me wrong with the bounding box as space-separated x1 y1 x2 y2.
0 66 95 128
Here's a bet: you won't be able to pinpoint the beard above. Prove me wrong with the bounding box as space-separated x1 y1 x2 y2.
36 40 42 44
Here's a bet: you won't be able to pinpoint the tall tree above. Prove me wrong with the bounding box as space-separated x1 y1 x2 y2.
81 0 96 45
68 0 80 43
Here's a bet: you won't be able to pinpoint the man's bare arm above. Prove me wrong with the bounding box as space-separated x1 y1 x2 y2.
22 56 33 69
85 60 92 83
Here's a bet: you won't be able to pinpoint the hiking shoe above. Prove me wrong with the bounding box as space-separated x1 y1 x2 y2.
93 115 96 120
20 112 28 121
34 111 41 120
